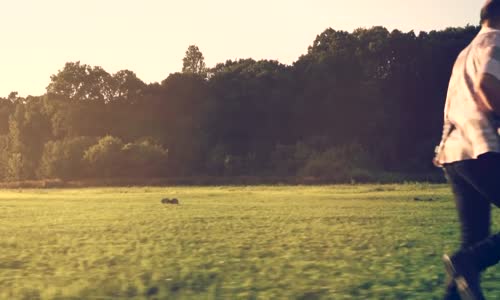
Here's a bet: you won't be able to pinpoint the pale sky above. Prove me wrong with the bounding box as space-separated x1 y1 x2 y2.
0 0 483 97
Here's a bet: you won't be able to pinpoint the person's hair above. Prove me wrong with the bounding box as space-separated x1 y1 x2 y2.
481 0 500 24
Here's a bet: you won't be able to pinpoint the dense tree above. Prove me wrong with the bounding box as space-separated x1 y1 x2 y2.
208 59 294 172
182 45 207 78
37 136 97 179
0 96 15 135
112 70 147 104
0 26 482 182
154 72 213 175
47 62 115 103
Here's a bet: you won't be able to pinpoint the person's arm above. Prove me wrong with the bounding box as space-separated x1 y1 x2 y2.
476 72 500 115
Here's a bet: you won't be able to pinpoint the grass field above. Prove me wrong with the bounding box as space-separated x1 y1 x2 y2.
1 184 500 299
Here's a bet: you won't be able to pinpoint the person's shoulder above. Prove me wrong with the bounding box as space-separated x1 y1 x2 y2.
476 31 500 49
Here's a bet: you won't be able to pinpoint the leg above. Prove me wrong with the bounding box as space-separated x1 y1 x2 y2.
446 165 491 249
453 152 500 208
442 165 490 300
452 153 500 271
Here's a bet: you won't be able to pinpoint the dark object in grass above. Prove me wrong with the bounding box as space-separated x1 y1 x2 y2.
161 198 179 204
146 286 159 296
413 197 436 202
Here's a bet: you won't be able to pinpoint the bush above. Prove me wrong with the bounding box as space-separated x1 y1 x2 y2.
37 137 98 179
299 143 375 182
121 140 168 177
83 136 169 178
205 144 226 175
7 153 25 181
271 142 315 175
83 136 125 178
0 135 9 180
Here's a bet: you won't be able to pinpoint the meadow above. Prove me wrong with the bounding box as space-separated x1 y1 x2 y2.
1 184 500 299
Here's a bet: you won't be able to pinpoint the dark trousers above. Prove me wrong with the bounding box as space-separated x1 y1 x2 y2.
443 152 500 298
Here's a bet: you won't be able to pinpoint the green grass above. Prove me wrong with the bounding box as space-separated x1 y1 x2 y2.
0 184 499 299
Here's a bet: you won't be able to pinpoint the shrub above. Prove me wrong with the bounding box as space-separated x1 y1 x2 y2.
0 135 9 180
271 142 315 175
83 136 124 178
121 140 168 177
205 144 226 175
82 136 169 178
7 153 25 181
299 143 375 182
37 137 98 179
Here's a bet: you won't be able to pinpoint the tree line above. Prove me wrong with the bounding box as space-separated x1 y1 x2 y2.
0 26 480 182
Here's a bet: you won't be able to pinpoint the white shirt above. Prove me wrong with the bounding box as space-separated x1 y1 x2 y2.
435 26 500 166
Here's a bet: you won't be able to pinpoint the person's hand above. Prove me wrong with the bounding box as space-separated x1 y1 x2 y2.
432 157 441 167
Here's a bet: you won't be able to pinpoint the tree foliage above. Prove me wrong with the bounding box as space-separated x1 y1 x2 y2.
182 45 207 77
0 27 481 181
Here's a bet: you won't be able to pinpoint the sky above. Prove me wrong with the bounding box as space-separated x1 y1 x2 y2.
0 0 484 97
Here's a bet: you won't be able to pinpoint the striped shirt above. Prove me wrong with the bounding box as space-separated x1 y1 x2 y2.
434 26 500 166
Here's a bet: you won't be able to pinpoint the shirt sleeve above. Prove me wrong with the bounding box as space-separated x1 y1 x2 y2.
479 46 500 80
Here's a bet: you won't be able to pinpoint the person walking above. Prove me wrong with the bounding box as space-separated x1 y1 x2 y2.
434 1 500 299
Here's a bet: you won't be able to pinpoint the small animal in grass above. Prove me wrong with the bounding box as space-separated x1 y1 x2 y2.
413 197 436 202
161 198 179 205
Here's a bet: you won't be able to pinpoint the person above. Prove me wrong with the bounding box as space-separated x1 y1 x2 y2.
434 1 500 299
